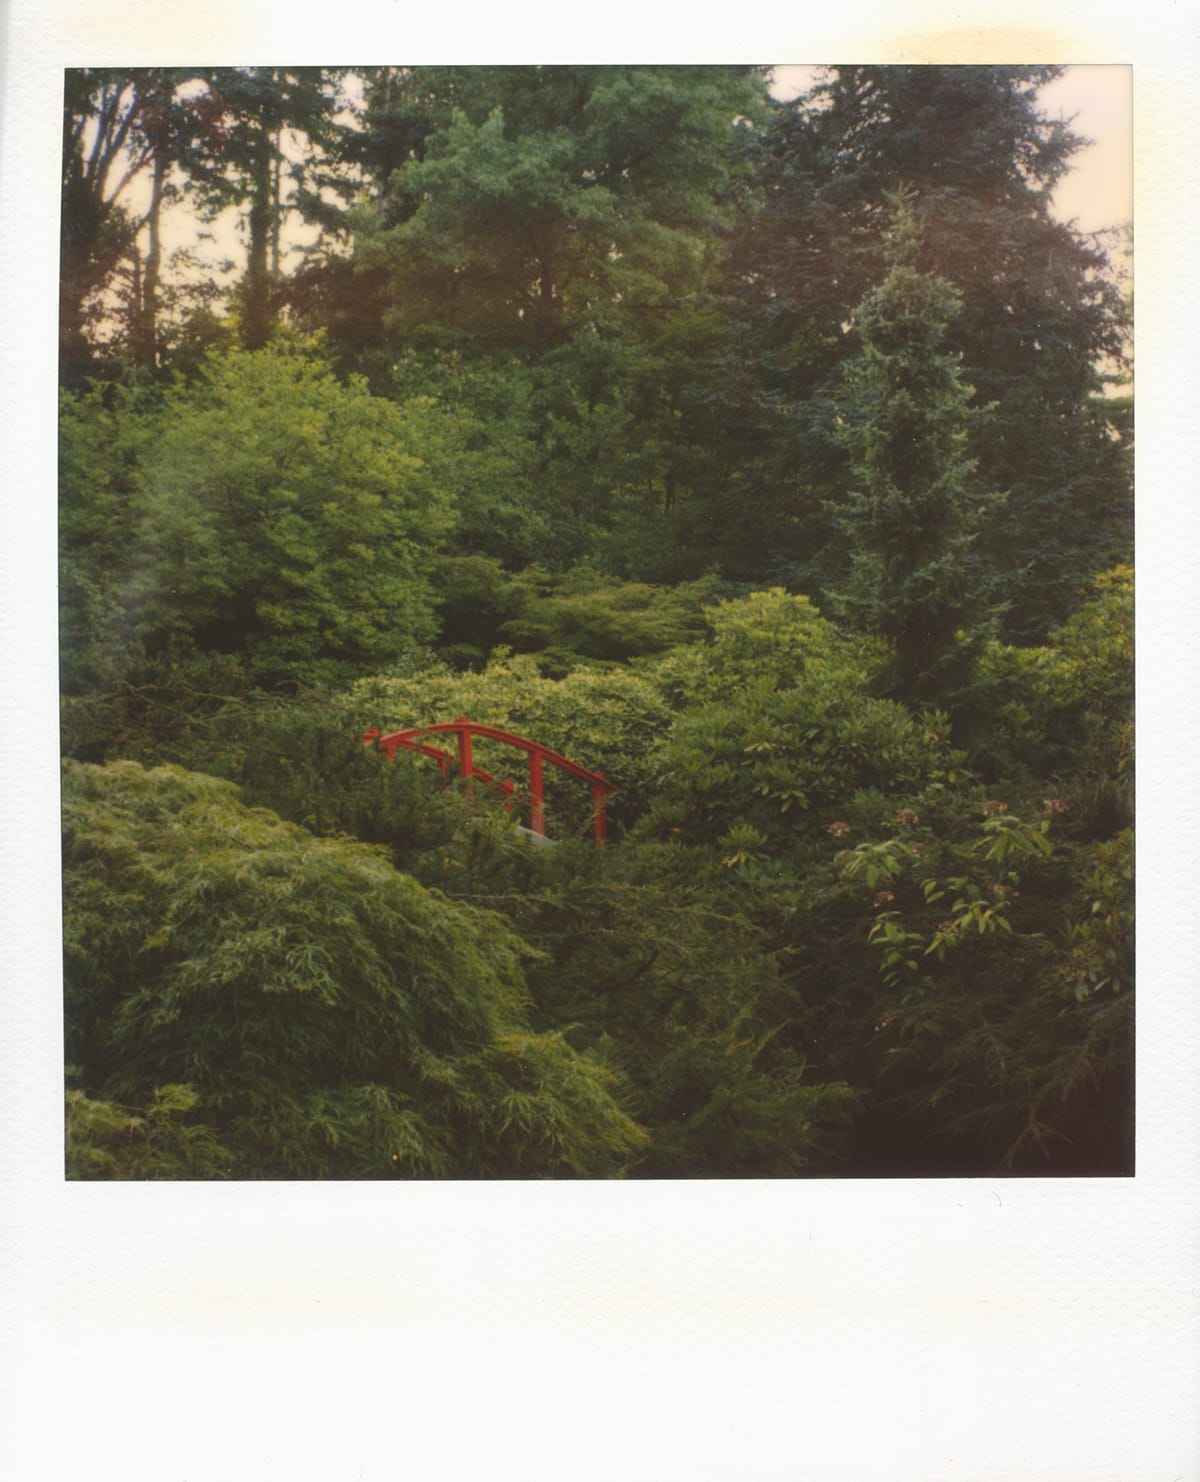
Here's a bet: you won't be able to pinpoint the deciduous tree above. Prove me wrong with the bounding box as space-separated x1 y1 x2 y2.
60 340 459 688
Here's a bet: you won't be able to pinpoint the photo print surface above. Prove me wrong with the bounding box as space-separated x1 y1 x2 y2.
59 64 1133 1180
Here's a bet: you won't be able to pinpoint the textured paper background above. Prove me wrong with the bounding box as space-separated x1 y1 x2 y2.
2 5 1197 1478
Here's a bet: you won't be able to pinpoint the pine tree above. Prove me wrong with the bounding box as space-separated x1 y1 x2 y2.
184 68 348 350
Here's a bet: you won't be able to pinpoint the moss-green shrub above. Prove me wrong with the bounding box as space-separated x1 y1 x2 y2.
62 759 647 1178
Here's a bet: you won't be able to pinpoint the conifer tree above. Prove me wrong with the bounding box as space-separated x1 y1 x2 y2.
832 195 998 705
183 67 348 350
726 66 1129 630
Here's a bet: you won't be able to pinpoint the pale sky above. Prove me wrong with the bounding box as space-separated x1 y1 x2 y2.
769 64 1132 234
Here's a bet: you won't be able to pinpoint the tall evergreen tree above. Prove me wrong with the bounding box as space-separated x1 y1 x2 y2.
831 196 998 704
726 65 1130 634
350 65 768 350
294 66 773 573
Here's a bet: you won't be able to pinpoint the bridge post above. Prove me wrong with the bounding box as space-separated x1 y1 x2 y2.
528 749 546 836
456 716 474 788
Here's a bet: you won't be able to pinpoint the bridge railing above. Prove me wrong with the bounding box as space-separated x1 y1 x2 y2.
362 716 616 844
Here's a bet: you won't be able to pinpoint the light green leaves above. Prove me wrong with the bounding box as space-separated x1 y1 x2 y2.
123 340 457 684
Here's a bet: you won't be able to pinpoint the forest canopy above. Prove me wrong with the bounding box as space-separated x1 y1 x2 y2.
60 64 1133 1179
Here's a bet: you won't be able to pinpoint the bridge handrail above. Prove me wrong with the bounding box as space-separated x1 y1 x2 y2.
374 719 616 792
362 716 614 843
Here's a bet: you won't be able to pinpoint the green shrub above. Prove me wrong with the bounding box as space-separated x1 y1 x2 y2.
62 759 647 1178
677 587 882 700
497 567 727 668
969 566 1133 834
797 794 1133 1174
60 341 459 692
405 832 860 1177
644 678 962 856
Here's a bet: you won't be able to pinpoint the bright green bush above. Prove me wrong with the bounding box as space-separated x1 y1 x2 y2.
60 341 460 691
671 588 881 701
62 759 647 1178
644 675 962 854
496 567 727 670
969 565 1133 833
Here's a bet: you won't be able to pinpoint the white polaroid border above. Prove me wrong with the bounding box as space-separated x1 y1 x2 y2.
2 4 1196 1479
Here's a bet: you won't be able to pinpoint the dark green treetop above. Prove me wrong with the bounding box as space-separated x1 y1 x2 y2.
724 65 1130 630
831 195 1000 704
351 65 769 349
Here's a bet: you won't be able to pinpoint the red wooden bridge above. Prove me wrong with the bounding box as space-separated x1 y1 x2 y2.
362 716 617 844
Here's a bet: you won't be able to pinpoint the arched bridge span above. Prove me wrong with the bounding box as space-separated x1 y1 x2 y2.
362 716 616 844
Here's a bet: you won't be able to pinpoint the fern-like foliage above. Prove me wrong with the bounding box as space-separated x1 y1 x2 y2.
62 759 647 1178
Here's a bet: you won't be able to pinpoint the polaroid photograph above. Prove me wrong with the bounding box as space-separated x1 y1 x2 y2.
2 3 1196 1478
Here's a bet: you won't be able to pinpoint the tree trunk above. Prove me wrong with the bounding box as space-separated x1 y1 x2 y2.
242 144 275 350
133 144 167 369
270 128 284 278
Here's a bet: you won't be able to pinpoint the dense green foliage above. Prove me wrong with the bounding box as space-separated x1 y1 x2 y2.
351 66 767 349
61 340 456 688
59 65 1133 1178
830 196 999 702
63 759 648 1177
725 66 1130 638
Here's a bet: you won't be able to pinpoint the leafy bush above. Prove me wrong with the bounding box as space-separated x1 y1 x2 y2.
62 760 647 1178
635 590 941 853
65 1080 235 1180
496 567 728 671
671 588 881 701
402 830 859 1176
969 566 1133 834
644 675 961 855
60 340 459 691
429 558 726 672
794 793 1133 1174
